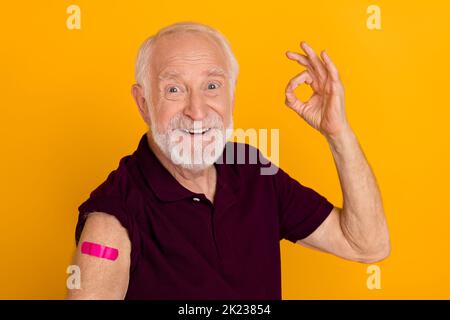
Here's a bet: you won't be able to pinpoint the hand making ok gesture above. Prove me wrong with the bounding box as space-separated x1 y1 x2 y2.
285 42 349 139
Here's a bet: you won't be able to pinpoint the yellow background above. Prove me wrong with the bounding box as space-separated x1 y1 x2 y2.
1 0 449 299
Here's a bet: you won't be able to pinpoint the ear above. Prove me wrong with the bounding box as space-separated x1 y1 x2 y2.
131 84 150 125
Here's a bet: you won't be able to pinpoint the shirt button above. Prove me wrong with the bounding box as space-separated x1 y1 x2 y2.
192 197 201 202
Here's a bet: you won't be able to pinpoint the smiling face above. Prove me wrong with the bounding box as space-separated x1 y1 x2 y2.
144 31 235 170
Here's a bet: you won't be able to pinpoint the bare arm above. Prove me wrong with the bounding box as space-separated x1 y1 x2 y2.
66 212 131 299
298 128 390 263
285 41 390 263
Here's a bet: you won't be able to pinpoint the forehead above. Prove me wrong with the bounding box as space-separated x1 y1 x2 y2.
150 32 229 77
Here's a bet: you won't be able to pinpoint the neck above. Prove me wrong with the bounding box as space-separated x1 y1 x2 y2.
145 132 217 202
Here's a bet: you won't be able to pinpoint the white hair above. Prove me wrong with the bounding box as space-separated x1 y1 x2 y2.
134 21 239 103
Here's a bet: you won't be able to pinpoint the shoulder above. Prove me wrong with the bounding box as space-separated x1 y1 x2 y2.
86 155 136 201
77 154 137 230
76 154 138 245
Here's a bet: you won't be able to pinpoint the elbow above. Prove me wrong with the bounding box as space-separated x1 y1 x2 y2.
352 219 391 264
339 209 391 264
357 240 391 264
359 247 390 264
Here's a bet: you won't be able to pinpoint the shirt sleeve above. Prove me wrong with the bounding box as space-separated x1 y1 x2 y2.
273 165 335 243
75 162 141 272
75 194 129 246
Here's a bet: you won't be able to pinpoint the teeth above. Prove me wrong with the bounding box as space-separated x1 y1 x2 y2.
183 128 211 134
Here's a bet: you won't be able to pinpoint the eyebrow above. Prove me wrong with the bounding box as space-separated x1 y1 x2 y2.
205 67 227 78
158 67 227 81
158 70 181 81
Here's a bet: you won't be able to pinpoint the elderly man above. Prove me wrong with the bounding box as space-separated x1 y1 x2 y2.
68 21 390 300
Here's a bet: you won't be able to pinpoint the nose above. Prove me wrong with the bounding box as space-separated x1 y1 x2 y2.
183 89 208 121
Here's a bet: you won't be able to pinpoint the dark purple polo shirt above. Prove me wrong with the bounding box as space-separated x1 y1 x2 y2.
75 133 334 300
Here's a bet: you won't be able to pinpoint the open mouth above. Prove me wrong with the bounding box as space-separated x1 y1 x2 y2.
181 128 212 135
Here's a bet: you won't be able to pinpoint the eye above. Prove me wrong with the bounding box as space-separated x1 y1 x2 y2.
164 84 185 100
207 82 220 90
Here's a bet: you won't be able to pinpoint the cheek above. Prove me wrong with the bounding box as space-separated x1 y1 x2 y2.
208 94 233 122
152 101 182 131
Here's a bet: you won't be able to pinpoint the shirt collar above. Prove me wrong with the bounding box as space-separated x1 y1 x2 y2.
134 133 240 206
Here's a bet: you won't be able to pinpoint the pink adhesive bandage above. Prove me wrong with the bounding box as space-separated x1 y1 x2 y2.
81 241 119 261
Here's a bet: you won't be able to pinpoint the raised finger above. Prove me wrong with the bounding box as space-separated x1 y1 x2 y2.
286 51 312 68
286 51 321 92
321 50 340 82
300 41 328 83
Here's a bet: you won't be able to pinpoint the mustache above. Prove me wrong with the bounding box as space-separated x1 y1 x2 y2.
168 113 224 131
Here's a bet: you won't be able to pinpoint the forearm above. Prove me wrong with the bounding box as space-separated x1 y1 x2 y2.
326 127 390 259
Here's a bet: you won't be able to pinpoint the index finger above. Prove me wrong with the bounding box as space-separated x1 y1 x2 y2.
300 41 328 82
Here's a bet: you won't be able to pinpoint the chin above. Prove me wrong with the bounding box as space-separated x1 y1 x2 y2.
168 143 224 171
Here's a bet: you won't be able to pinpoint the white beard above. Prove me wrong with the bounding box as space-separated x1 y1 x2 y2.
150 112 233 172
